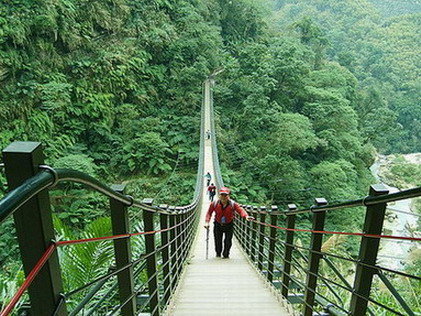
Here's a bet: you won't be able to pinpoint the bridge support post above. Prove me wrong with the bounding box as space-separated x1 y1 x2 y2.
267 206 278 282
2 141 67 315
350 184 389 316
159 205 171 306
236 206 246 249
142 198 160 316
181 209 188 262
258 206 267 271
169 207 178 291
282 204 297 298
245 207 252 257
250 206 258 263
176 211 183 279
110 184 136 316
303 198 327 316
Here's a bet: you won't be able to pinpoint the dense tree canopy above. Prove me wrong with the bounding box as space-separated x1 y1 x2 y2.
272 0 421 153
0 0 419 312
0 0 417 241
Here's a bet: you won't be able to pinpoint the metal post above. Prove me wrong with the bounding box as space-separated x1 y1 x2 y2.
176 212 183 277
110 184 135 316
282 204 297 298
169 207 178 291
258 207 267 271
205 225 209 260
142 198 159 316
267 206 278 283
250 206 258 263
181 209 188 261
303 198 327 316
238 206 246 248
159 205 171 306
245 207 252 256
2 141 67 315
350 184 389 316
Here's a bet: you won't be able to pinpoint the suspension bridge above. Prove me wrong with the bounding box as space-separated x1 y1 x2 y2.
0 78 420 316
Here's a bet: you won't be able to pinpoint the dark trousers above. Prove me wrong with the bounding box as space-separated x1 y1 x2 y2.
213 221 234 257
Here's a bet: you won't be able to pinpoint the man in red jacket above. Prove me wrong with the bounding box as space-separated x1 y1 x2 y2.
204 187 254 258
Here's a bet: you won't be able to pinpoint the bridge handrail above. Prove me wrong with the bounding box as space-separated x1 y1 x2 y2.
0 167 200 224
240 186 421 216
0 80 207 315
233 188 420 316
206 78 420 315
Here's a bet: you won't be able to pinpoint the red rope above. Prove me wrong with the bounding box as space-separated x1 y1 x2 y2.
0 243 57 316
252 219 421 242
56 211 194 246
56 230 159 246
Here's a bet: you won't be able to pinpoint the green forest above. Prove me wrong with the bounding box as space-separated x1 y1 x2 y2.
0 0 419 314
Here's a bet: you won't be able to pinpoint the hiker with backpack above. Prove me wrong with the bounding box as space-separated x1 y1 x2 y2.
207 183 216 201
204 172 212 186
204 187 254 259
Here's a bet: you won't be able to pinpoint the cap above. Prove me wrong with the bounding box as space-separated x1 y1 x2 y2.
219 187 231 195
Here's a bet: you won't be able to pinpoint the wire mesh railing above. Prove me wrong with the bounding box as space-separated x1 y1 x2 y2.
232 187 420 316
0 154 201 316
0 82 207 316
207 76 419 314
2 75 420 316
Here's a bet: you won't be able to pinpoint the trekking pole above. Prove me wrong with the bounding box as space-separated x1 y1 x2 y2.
205 227 209 260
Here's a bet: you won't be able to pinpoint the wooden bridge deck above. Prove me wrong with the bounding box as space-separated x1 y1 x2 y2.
165 80 291 315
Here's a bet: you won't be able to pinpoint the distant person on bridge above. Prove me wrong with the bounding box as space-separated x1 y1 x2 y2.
207 183 216 201
206 130 211 140
204 187 254 259
204 172 211 186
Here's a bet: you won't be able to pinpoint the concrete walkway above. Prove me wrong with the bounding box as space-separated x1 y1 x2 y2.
165 80 291 316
